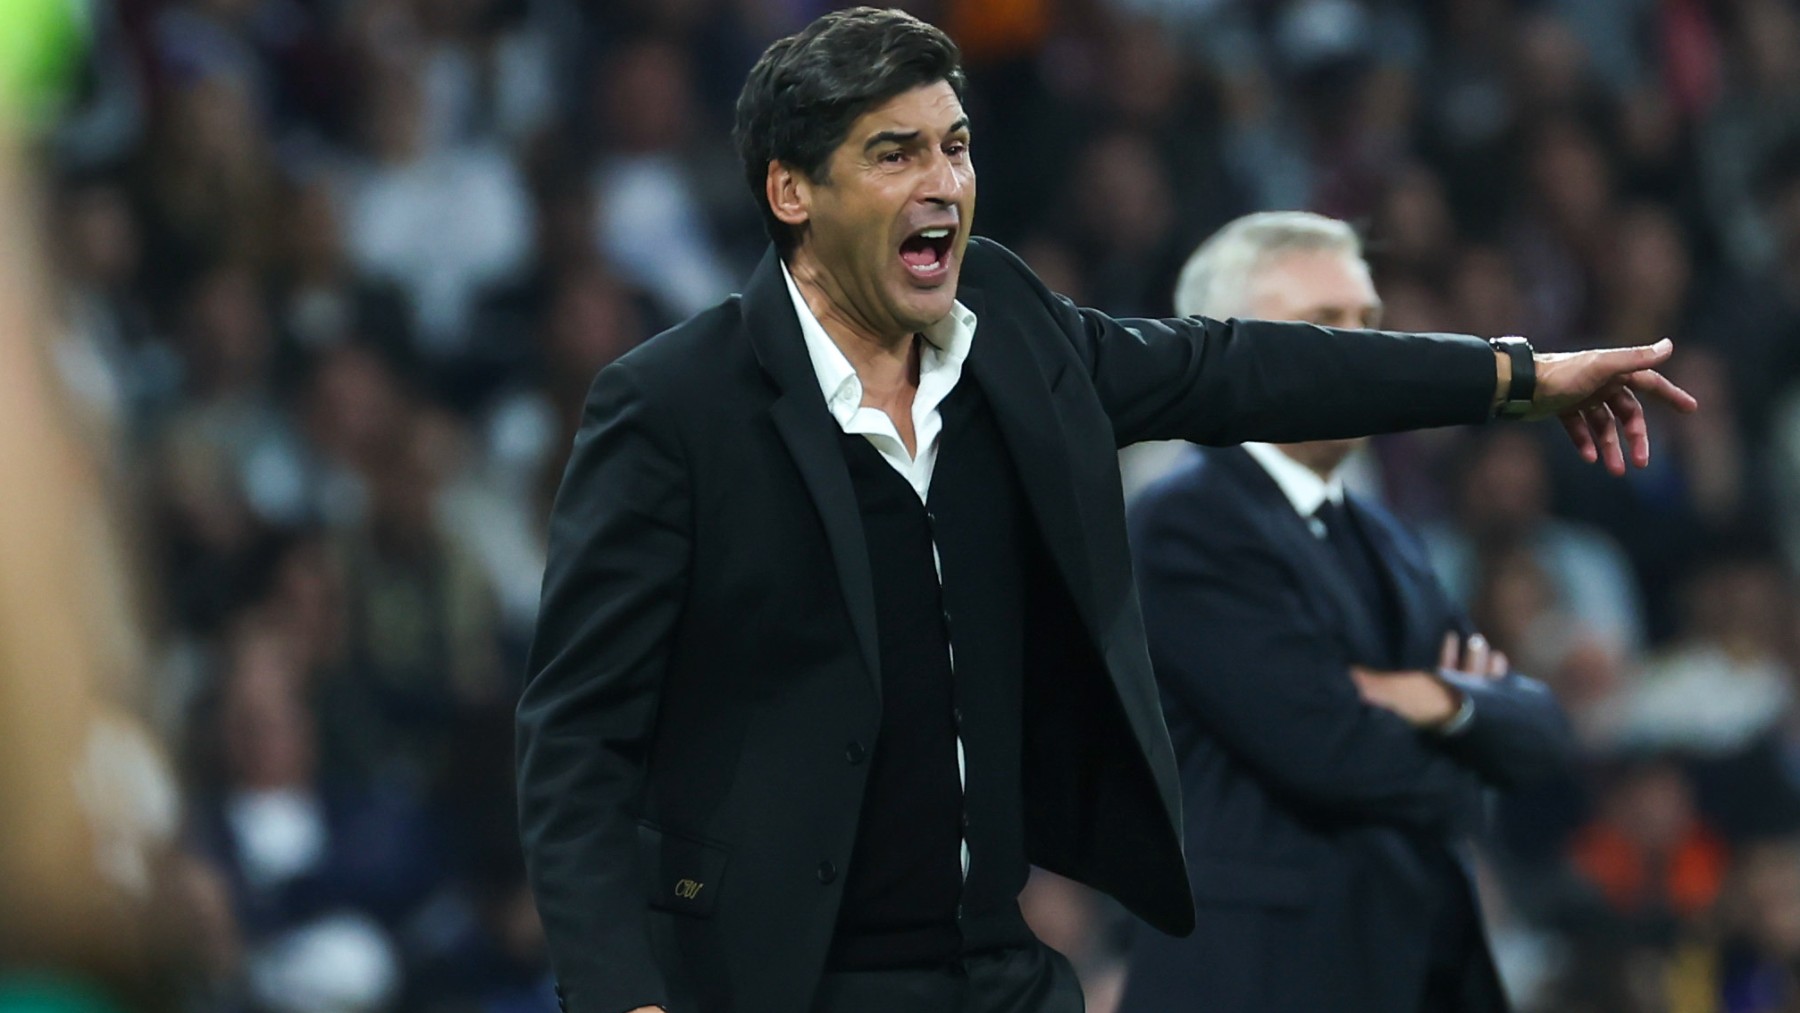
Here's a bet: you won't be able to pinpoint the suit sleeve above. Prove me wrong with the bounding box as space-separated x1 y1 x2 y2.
1434 654 1576 789
517 359 688 1013
983 239 1498 447
1395 532 1577 789
1133 500 1485 834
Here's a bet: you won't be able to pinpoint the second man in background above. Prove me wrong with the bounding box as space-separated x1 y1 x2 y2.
1120 212 1574 1013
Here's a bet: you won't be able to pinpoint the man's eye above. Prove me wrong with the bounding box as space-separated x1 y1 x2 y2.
946 142 968 156
881 151 906 164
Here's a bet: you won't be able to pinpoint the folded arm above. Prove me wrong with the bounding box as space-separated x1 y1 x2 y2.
1135 513 1485 834
1349 591 1575 791
1432 665 1576 789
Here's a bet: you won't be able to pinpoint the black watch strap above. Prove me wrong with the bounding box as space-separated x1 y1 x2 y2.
1490 336 1535 419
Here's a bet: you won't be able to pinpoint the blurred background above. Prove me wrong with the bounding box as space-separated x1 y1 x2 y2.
4 0 1800 1010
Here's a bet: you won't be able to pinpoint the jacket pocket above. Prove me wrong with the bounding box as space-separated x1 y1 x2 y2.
638 820 729 917
1187 857 1313 910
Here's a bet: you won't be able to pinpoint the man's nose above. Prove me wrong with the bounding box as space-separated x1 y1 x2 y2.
919 150 966 205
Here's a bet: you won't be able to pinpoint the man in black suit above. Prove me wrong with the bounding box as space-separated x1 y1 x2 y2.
1120 212 1576 1013
516 11 1691 1013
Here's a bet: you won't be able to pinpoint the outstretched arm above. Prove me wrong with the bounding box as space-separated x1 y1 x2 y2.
985 239 1698 466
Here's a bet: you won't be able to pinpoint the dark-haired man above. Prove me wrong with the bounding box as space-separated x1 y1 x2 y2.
516 9 1693 1013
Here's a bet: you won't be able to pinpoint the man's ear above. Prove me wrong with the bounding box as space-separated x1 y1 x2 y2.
766 160 812 230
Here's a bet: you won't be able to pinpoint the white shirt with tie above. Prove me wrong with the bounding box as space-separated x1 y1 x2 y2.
1241 441 1474 734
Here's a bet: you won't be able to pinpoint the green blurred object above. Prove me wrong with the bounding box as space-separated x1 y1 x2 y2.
0 977 124 1013
0 0 91 128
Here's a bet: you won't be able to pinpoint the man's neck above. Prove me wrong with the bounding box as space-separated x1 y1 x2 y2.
788 253 917 396
1276 444 1346 484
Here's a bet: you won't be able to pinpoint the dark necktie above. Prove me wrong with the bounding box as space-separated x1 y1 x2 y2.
1318 499 1479 999
1313 498 1402 665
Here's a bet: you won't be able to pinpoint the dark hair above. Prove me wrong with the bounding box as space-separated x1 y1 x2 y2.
733 7 966 259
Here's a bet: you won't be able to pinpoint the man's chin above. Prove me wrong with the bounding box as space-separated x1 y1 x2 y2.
897 297 956 331
894 275 960 326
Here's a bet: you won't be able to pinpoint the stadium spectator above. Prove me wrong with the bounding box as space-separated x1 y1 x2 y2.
1597 554 1795 758
588 38 740 319
1568 756 1729 932
342 61 532 359
187 620 444 1013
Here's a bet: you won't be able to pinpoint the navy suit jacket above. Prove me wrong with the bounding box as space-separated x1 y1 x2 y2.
1119 446 1573 1013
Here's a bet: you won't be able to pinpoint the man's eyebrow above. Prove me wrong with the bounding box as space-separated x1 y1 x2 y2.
864 129 920 152
862 118 973 153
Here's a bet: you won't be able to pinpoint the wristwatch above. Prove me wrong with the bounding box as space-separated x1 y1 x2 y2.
1490 335 1536 419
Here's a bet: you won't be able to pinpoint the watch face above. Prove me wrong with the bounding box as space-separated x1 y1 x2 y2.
1488 337 1535 419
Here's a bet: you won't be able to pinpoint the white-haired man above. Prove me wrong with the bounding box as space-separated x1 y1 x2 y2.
1119 212 1572 1013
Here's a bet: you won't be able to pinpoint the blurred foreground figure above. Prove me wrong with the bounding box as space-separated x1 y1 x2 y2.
515 10 1692 1013
1121 213 1575 1013
0 116 186 1008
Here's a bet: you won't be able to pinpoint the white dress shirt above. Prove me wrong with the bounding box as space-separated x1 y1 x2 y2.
782 262 977 500
1241 441 1344 537
781 262 979 874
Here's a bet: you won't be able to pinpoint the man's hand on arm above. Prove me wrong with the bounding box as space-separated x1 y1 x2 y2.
1350 668 1459 728
1493 338 1700 476
1351 632 1509 731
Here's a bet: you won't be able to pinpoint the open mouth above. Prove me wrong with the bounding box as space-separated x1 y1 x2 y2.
899 226 955 281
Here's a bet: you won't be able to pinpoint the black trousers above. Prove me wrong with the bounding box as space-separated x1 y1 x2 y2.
810 944 1085 1013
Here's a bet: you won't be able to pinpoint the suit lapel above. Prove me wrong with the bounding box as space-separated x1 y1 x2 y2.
742 251 882 695
958 288 1102 634
1347 497 1444 668
1217 449 1389 665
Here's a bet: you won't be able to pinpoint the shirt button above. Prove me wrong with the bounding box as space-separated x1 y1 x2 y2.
952 707 964 728
845 740 866 765
961 813 971 830
818 860 838 884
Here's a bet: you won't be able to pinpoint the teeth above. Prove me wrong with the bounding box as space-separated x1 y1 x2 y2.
919 228 951 239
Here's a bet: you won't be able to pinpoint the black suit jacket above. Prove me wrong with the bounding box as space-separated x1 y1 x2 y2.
516 239 1501 1013
1119 446 1573 1013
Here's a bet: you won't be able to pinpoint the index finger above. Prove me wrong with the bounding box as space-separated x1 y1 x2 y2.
1595 338 1674 373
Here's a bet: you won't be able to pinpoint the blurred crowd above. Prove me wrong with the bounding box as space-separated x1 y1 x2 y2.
24 0 1800 1010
